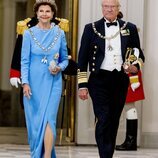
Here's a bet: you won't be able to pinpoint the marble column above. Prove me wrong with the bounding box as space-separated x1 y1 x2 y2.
141 0 158 148
0 0 26 127
0 0 16 91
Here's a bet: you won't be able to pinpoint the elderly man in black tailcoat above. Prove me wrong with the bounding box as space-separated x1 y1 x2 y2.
77 0 145 158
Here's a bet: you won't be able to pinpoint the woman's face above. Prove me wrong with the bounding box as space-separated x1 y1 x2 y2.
36 5 54 24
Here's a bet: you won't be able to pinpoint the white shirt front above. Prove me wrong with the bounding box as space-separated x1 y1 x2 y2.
100 21 123 71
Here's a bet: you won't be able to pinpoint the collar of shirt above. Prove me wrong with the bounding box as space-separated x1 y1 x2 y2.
104 18 119 29
103 18 117 23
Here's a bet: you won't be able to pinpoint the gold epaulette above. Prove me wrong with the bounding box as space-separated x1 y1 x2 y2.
55 17 69 32
77 69 88 84
16 18 31 35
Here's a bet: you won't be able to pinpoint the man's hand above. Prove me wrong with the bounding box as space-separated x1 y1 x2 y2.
78 89 89 100
123 65 138 74
10 77 21 88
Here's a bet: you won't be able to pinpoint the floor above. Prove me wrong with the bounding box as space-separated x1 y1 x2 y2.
0 128 158 158
0 144 158 158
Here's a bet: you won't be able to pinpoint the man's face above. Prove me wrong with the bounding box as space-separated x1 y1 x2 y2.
102 0 120 22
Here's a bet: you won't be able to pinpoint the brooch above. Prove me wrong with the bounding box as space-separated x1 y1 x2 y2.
121 29 130 36
49 53 59 70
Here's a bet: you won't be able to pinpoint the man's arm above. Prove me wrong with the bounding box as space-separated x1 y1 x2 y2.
10 18 31 88
77 24 92 89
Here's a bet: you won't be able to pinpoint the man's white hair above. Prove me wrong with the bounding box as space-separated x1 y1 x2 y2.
101 0 120 6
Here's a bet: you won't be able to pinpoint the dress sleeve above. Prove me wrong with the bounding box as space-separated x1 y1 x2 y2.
58 30 68 71
21 30 31 84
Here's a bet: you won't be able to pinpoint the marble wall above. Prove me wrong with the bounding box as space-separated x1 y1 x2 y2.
0 0 27 127
141 0 158 148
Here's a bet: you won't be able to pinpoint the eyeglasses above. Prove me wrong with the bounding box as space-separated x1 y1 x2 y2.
102 5 119 9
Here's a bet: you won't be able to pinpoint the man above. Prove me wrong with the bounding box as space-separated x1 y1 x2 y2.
77 0 145 157
10 17 38 106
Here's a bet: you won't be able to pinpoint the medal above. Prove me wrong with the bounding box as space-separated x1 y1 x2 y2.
107 39 113 51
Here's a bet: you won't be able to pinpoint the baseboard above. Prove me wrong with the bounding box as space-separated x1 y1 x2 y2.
141 132 158 148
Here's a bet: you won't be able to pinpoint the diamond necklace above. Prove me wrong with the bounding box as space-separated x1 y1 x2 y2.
29 27 61 52
29 26 61 64
92 22 127 51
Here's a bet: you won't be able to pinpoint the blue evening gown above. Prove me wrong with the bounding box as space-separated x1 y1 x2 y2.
21 23 68 158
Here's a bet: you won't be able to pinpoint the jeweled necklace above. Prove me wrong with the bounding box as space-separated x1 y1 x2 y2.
29 26 61 64
92 22 127 51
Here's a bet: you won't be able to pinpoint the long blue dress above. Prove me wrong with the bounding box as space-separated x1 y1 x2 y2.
21 23 68 158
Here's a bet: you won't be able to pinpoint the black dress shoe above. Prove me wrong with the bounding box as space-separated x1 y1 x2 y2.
115 140 137 151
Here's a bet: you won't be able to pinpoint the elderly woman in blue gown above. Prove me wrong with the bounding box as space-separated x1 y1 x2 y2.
21 0 68 157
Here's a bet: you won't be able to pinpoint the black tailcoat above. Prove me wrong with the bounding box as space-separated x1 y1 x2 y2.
78 18 145 88
77 18 145 158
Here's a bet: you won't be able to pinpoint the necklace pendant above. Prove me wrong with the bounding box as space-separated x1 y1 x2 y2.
41 56 48 64
107 44 113 51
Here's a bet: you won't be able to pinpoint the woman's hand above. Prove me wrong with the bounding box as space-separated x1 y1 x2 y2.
23 84 32 99
50 66 61 75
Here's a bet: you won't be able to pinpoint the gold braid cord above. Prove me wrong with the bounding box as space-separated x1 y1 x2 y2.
77 69 88 84
125 47 143 69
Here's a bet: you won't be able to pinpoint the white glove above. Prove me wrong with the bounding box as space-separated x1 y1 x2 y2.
132 48 140 65
129 75 140 92
10 77 21 88
131 82 140 91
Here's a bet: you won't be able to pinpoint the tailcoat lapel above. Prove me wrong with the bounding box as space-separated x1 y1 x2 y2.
94 18 105 53
118 19 128 60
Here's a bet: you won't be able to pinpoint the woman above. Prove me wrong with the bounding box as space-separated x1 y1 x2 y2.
21 0 68 157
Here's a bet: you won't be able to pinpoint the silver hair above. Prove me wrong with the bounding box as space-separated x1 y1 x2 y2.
101 0 120 6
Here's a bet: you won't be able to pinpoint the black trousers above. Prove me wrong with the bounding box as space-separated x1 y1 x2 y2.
88 69 129 158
